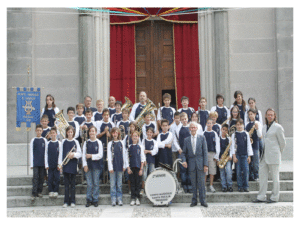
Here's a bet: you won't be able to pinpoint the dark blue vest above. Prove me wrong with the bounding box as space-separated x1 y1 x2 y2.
179 126 190 149
230 119 237 128
83 121 94 139
99 122 113 147
181 108 193 121
245 122 259 150
145 139 156 164
47 141 60 169
43 108 56 127
235 132 248 156
33 138 46 167
134 104 145 119
236 104 245 124
86 140 101 170
128 144 142 168
158 132 172 166
118 121 130 136
68 121 76 129
111 141 124 172
112 113 123 124
74 116 85 125
204 131 216 152
62 140 78 174
199 110 209 131
108 108 116 116
94 112 103 121
125 135 133 149
212 124 221 136
219 137 230 159
161 107 174 125
215 106 228 125
42 127 51 140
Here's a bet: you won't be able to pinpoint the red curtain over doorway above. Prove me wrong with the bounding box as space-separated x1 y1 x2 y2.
110 24 136 103
174 23 200 110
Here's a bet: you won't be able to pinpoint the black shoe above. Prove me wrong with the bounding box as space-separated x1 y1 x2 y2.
252 199 266 203
222 187 227 192
187 189 193 193
228 187 233 192
244 188 249 192
249 177 255 181
201 203 208 207
267 199 277 204
184 189 188 193
238 188 244 192
86 202 92 207
190 202 197 207
93 202 98 207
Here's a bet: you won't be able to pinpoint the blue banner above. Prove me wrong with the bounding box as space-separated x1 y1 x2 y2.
16 87 41 131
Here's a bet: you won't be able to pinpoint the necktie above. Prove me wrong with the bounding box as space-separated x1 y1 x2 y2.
192 136 196 154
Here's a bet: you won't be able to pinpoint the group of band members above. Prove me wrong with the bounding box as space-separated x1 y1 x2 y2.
30 90 286 208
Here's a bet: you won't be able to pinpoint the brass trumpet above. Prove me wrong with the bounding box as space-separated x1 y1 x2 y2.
248 122 256 144
58 145 76 169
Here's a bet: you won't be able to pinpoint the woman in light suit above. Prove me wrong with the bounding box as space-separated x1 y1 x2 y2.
253 108 286 203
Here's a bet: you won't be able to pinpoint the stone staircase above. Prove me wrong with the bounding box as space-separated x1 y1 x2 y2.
7 168 293 207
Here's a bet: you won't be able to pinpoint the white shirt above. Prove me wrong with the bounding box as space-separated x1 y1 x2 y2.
191 134 197 155
157 131 174 149
68 119 80 139
73 114 86 125
107 140 128 171
141 138 159 156
122 135 142 150
41 107 60 117
82 139 103 167
169 122 182 152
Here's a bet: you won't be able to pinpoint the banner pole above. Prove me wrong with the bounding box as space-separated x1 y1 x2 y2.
27 131 29 175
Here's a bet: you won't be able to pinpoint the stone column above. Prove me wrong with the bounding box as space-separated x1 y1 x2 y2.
80 8 110 106
198 9 216 109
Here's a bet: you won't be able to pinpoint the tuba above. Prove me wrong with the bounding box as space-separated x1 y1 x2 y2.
121 96 133 111
218 136 232 169
54 110 69 139
135 98 157 131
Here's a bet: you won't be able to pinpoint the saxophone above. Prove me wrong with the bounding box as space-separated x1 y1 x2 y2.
248 122 256 144
218 136 232 169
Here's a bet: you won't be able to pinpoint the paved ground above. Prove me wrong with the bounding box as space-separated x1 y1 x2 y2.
7 202 293 218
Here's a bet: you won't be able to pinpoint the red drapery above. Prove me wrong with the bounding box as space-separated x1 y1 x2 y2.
110 25 136 103
174 23 200 110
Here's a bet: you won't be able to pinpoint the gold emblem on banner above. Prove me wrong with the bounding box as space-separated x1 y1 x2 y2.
22 101 35 115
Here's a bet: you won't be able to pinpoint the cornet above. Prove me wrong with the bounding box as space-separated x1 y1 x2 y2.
58 145 76 169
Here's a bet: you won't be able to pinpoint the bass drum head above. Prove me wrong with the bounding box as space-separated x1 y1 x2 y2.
145 169 176 205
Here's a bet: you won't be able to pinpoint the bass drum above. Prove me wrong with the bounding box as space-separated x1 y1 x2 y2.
145 168 179 206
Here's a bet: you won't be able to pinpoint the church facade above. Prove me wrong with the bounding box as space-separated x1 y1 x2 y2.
7 7 293 175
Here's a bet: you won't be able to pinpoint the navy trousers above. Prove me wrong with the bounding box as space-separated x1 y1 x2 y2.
48 168 60 193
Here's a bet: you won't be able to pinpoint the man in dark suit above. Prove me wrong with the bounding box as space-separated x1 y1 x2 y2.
83 96 97 114
181 122 208 207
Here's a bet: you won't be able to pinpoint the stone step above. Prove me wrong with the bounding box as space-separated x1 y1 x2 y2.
7 171 294 186
7 180 294 197
7 191 293 208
